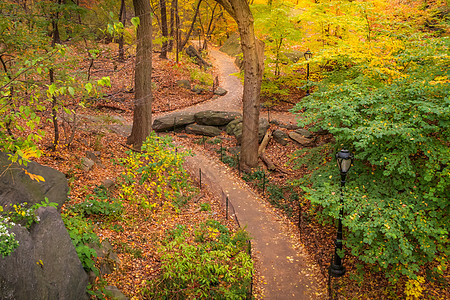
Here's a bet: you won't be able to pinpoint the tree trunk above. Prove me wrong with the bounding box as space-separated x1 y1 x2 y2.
127 0 153 148
118 0 126 62
159 0 169 59
214 0 264 170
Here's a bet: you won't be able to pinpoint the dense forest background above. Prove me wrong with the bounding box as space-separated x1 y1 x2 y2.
0 0 448 299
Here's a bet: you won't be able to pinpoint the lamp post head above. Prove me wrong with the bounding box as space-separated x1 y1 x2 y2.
336 149 354 174
304 50 312 61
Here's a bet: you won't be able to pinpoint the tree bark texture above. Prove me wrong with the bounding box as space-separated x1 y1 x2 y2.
214 0 264 169
128 0 153 148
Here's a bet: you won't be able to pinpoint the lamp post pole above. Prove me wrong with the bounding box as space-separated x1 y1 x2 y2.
329 149 354 278
304 50 312 96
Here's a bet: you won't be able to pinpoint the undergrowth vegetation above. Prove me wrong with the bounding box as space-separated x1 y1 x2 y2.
60 134 253 297
291 34 449 292
143 220 253 299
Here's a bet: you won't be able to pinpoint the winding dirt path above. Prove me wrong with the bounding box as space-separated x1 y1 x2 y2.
156 45 326 299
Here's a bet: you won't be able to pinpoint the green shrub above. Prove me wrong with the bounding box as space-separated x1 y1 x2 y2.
143 220 253 299
61 211 99 274
117 133 193 210
242 169 268 189
291 37 449 280
72 185 122 218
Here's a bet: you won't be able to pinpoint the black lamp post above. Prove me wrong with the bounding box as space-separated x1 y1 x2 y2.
329 149 354 277
304 50 312 95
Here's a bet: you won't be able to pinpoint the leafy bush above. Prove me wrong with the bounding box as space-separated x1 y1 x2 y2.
291 37 449 280
221 154 238 168
7 198 58 229
118 133 194 210
72 185 122 219
61 211 99 274
144 220 253 299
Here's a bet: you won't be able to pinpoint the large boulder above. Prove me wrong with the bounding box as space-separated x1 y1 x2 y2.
0 207 89 299
0 153 89 299
273 130 289 146
185 45 211 68
176 79 191 90
0 153 68 212
289 132 314 146
225 117 243 136
294 128 314 139
225 118 269 144
282 50 305 63
152 111 196 132
186 124 222 137
194 111 241 126
214 87 228 96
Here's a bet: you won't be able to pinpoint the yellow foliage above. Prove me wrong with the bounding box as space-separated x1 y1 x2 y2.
405 276 425 300
24 170 45 183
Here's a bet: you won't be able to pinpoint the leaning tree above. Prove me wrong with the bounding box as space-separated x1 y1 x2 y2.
215 0 264 170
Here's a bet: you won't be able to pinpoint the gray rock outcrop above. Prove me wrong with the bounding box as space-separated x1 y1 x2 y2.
0 207 89 299
273 130 289 146
219 32 242 57
152 111 196 132
214 87 228 96
294 128 313 139
226 118 269 144
0 153 89 299
194 111 241 126
289 132 313 146
176 79 191 90
104 286 129 300
0 153 68 212
186 124 222 137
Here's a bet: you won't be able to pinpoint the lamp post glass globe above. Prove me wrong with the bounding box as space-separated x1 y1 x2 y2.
336 149 354 174
304 50 312 61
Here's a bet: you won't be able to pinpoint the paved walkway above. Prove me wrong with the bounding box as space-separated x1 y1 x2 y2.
181 148 325 299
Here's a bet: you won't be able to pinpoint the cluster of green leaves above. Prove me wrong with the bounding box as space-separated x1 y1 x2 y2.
61 210 99 275
118 133 194 210
143 220 252 299
253 3 302 76
1 1 110 162
291 36 449 280
186 58 214 87
71 185 122 219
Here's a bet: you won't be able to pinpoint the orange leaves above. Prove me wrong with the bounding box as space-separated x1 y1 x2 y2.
24 169 45 182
